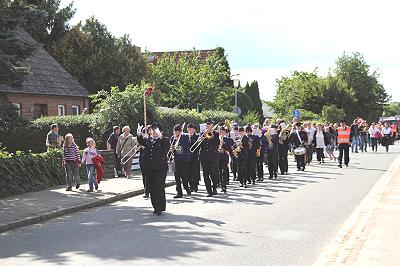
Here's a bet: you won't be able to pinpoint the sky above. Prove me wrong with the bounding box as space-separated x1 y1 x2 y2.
62 0 400 102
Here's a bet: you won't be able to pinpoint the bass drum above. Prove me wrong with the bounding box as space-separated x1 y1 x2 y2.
293 147 306 156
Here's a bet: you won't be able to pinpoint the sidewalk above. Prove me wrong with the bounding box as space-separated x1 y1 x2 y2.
0 172 175 234
314 153 400 265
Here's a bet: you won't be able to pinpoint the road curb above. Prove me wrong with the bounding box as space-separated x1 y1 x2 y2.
0 181 176 235
313 154 400 265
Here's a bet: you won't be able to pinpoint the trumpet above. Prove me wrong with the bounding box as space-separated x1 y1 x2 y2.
279 124 292 145
189 124 218 153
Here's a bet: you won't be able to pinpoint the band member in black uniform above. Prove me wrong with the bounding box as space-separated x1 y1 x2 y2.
256 126 268 181
218 126 234 193
236 127 249 187
187 123 200 192
266 125 280 179
290 122 308 171
246 125 260 185
277 122 291 175
199 120 220 197
169 124 191 198
230 126 239 181
137 123 169 215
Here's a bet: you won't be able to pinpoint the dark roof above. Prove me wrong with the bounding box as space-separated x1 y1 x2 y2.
0 30 89 98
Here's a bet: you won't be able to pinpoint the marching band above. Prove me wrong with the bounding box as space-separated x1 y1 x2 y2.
121 118 398 215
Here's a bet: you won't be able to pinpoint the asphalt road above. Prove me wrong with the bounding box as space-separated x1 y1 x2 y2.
1 145 399 266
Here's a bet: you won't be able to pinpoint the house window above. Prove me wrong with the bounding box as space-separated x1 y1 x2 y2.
57 105 66 116
32 104 48 119
72 105 80 115
12 103 21 115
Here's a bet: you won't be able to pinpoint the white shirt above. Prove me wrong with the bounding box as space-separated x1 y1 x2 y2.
369 127 379 137
382 127 392 135
315 130 325 148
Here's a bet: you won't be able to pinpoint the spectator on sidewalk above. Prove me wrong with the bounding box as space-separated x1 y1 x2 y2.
116 126 138 178
313 124 328 164
369 122 380 152
382 122 393 152
46 124 63 149
351 119 360 153
63 133 81 191
359 121 369 152
325 126 337 161
107 126 123 177
82 138 98 192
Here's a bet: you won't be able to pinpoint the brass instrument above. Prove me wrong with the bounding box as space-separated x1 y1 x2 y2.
279 124 292 145
232 137 242 157
189 124 219 153
121 142 141 165
265 128 273 148
224 119 233 131
167 122 186 161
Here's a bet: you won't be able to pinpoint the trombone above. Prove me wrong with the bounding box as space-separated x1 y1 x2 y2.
189 124 219 153
120 144 141 165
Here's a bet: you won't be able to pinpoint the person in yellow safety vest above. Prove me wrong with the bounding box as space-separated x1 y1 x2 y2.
336 119 353 168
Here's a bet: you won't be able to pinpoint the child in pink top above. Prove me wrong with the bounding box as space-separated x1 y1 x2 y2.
82 138 98 192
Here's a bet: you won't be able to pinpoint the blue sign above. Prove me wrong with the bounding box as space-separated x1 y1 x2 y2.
292 109 300 119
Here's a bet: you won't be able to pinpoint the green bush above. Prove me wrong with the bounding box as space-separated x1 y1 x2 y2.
31 114 94 152
241 110 260 125
0 150 87 198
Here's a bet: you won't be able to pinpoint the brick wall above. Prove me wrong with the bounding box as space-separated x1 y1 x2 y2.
6 93 89 120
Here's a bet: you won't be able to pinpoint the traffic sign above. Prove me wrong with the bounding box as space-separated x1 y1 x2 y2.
233 106 242 115
292 109 300 119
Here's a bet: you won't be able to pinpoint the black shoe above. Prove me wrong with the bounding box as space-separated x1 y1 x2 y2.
281 172 285 175
66 187 72 191
240 184 244 187
274 173 278 179
318 161 322 164
173 194 183 199
186 190 192 196
222 188 227 193
268 176 273 179
301 168 305 171
206 194 213 197
247 181 251 184
143 193 149 198
95 185 98 190
212 189 217 195
87 189 93 192
244 185 247 188
297 168 301 171
75 184 80 189
338 164 342 168
153 210 162 215
345 164 349 167
194 186 198 192
252 181 255 185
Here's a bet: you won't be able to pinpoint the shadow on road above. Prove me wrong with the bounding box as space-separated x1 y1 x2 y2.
0 205 237 264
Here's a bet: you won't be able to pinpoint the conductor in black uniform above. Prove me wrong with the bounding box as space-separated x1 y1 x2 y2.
199 120 220 197
137 123 169 215
246 125 260 185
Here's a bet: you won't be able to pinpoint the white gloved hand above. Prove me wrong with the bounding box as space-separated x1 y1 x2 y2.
137 124 143 135
154 128 162 138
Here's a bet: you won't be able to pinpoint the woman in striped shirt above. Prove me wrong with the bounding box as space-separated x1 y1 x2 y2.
63 133 81 191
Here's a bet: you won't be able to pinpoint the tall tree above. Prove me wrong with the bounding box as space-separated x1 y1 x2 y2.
150 49 233 110
0 4 37 85
52 17 147 94
244 80 264 120
11 0 76 52
334 52 390 121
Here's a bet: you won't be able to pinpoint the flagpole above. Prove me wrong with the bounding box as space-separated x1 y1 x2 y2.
143 89 147 128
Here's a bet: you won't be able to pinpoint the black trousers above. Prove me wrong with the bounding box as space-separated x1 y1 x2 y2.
201 160 218 195
238 157 248 185
140 162 149 194
147 168 167 212
188 159 200 189
256 155 264 180
247 156 257 182
338 144 350 166
174 160 190 195
316 148 325 162
218 159 229 189
231 157 238 179
113 151 122 173
295 154 306 170
267 152 278 177
278 145 289 174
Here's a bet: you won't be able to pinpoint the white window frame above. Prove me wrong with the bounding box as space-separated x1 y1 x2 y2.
12 103 21 115
71 105 80 115
57 105 66 116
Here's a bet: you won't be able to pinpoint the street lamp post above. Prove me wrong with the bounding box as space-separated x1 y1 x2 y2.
232 74 240 115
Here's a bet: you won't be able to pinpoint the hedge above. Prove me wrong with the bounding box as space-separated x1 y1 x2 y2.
0 150 87 198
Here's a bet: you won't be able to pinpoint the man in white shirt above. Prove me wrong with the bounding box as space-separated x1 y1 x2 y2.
368 122 380 152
